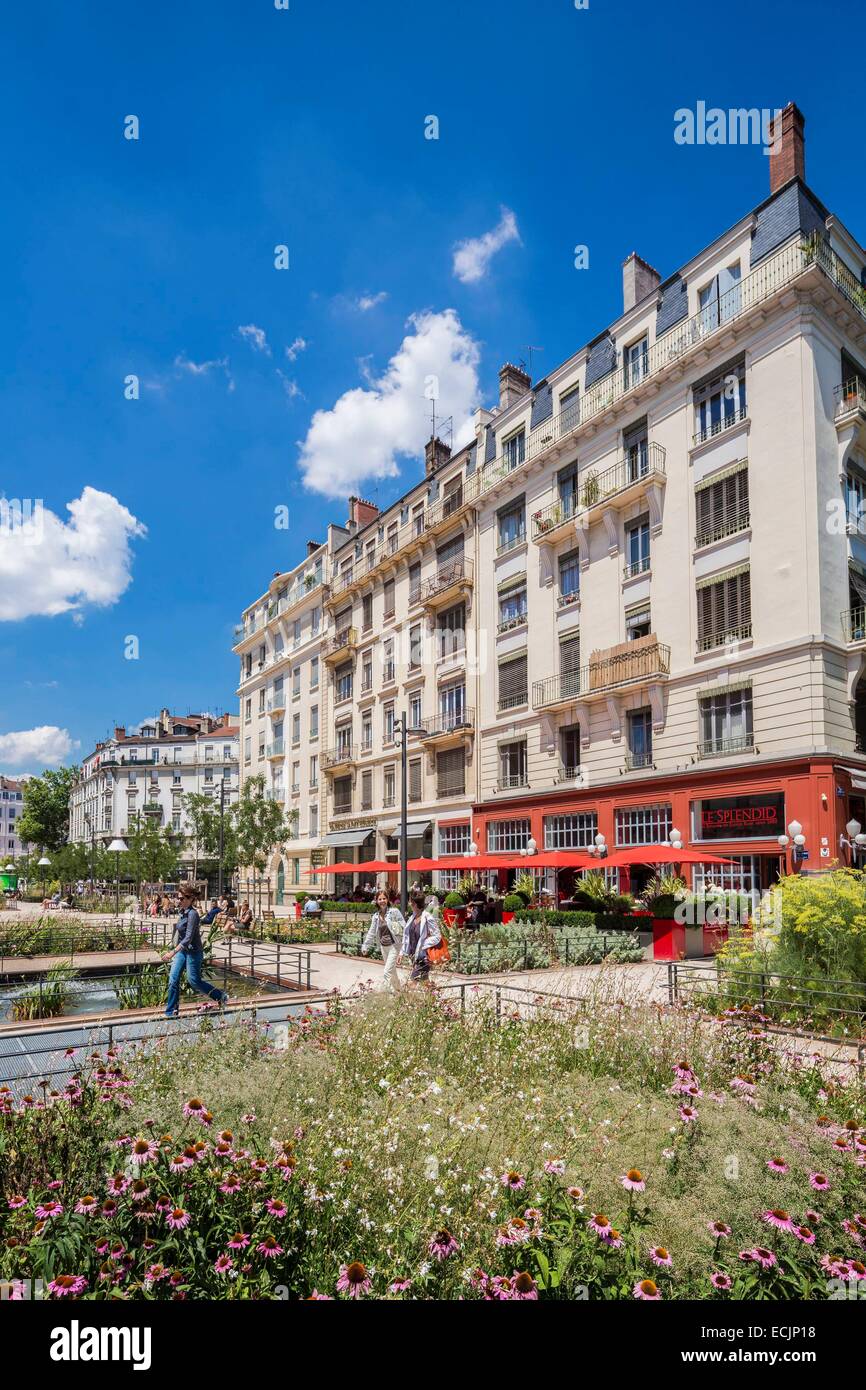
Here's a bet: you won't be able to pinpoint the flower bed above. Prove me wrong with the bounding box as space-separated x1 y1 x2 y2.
338 920 645 974
1 989 864 1300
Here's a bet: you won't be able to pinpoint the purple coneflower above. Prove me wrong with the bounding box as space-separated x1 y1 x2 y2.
589 1213 612 1237
762 1209 794 1233
633 1278 661 1300
566 1185 585 1202
165 1207 191 1230
169 1154 192 1172
511 1271 538 1300
389 1279 412 1293
182 1097 207 1121
7 1195 26 1209
739 1246 776 1269
106 1174 129 1195
219 1175 242 1195
130 1138 157 1165
707 1220 731 1239
793 1225 815 1245
766 1156 788 1174
847 1259 866 1281
35 1200 63 1220
146 1263 170 1282
266 1198 288 1220
336 1261 371 1297
500 1170 526 1190
428 1229 459 1261
257 1235 283 1259
678 1105 699 1124
621 1168 646 1191
228 1232 250 1249
809 1172 830 1191
649 1245 672 1267
307 1290 333 1299
75 1195 98 1216
48 1275 87 1298
544 1158 565 1177
711 1271 732 1290
129 1180 150 1201
214 1254 234 1274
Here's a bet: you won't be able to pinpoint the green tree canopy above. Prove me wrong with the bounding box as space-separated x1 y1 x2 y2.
17 766 78 853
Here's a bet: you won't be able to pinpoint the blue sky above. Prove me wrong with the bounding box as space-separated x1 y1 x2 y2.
0 0 862 774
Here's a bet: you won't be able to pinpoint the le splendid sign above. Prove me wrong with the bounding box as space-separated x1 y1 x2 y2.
696 792 785 840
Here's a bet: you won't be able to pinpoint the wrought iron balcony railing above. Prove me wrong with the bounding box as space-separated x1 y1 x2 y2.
419 709 475 740
695 504 750 549
323 626 357 660
532 639 670 709
842 606 866 643
322 745 355 770
692 405 748 447
532 493 578 541
696 622 752 653
419 558 474 604
697 733 755 758
835 376 866 422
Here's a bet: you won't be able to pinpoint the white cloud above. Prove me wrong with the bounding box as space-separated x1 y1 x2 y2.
355 292 388 312
298 309 480 498
174 353 234 391
452 206 521 284
276 369 303 401
0 486 146 621
238 324 271 356
0 726 78 769
284 337 307 362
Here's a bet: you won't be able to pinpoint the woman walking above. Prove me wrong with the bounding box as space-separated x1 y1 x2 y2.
361 889 405 993
162 884 227 1018
400 889 442 985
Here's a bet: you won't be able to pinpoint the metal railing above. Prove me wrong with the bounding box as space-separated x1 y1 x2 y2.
624 750 654 770
697 734 755 758
436 780 466 798
419 558 474 603
498 691 528 711
531 493 577 542
420 708 475 739
667 960 866 1046
623 555 651 579
692 405 748 446
321 745 355 770
842 606 866 642
265 739 285 758
323 626 357 659
835 376 866 421
697 622 752 653
576 442 666 511
533 640 670 709
695 504 750 548
497 773 529 791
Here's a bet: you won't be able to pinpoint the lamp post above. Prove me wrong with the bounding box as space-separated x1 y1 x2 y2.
38 854 51 901
395 713 427 915
786 820 806 870
83 810 96 890
107 838 128 917
218 780 226 900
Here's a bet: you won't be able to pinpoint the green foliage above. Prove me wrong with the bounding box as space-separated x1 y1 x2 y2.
641 874 687 920
181 792 238 880
125 818 181 888
502 894 524 912
234 775 290 877
443 892 465 909
17 767 78 854
10 963 77 1020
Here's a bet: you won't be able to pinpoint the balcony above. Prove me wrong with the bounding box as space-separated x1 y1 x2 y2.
437 777 466 799
265 739 285 760
623 555 651 580
624 751 654 771
267 693 287 718
497 773 529 792
323 627 358 663
533 636 670 711
698 734 756 759
322 745 356 772
419 709 475 746
835 377 866 427
575 442 666 520
425 472 482 534
692 405 748 448
532 494 578 544
842 606 866 644
419 558 474 611
697 622 752 654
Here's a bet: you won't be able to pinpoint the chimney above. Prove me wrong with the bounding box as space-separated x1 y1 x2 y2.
769 102 805 194
348 496 380 529
114 726 125 741
306 540 321 556
622 252 661 314
498 362 531 410
424 435 451 476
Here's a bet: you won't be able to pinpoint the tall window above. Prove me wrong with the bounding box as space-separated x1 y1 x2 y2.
293 666 301 697
384 579 396 618
699 686 754 756
409 693 422 730
497 501 525 553
335 664 353 703
310 705 319 739
361 712 372 751
624 335 648 389
409 758 423 803
438 603 466 657
625 516 650 577
624 421 648 482
384 704 395 744
408 564 421 605
560 725 581 776
292 713 301 744
615 804 672 846
383 638 395 684
498 653 528 710
697 567 751 651
544 812 596 849
698 263 742 334
695 466 749 546
361 770 373 810
383 766 395 807
560 385 580 433
310 755 318 788
488 818 530 852
626 604 651 641
499 740 528 790
439 682 465 728
409 623 423 669
559 634 581 699
694 359 747 443
362 593 373 631
502 429 526 471
558 551 580 607
310 656 319 689
336 723 352 757
498 577 527 631
333 776 352 814
437 747 465 797
626 707 653 769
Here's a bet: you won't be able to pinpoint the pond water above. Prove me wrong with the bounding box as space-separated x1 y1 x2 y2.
0 969 282 1021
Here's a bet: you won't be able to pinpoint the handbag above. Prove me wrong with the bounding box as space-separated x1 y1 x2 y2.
426 925 450 965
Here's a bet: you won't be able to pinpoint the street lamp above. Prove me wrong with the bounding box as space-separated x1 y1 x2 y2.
107 837 128 916
38 854 51 901
395 713 427 915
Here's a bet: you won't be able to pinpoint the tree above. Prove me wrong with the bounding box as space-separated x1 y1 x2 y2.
182 791 239 888
234 775 289 914
17 767 78 854
125 817 181 897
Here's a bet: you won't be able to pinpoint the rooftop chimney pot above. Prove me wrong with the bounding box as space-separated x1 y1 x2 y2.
769 102 805 195
498 362 531 410
622 252 661 314
424 435 452 476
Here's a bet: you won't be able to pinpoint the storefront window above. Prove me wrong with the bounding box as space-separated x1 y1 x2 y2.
692 792 784 840
615 804 672 846
488 819 530 852
544 812 597 849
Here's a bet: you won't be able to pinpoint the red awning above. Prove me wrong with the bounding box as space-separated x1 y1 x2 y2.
312 862 357 874
601 845 739 868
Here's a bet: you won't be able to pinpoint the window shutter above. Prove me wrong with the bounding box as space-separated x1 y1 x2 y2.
437 534 464 568
409 759 422 801
499 653 528 704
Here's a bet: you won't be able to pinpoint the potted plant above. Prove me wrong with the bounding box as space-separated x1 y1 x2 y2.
442 891 467 929
580 471 600 507
502 893 524 925
642 874 687 961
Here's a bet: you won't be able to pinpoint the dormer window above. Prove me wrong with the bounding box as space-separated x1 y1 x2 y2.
624 336 649 390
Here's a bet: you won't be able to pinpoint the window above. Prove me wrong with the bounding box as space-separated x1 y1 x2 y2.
498 578 527 632
497 501 525 554
361 769 373 810
625 515 650 577
384 704 395 744
694 358 746 443
387 522 398 554
560 385 580 433
293 859 300 885
626 708 653 769
440 823 470 855
292 762 300 794
408 564 421 605
699 686 754 757
499 740 528 790
311 606 321 636
383 575 395 616
559 634 581 699
847 470 866 533
310 656 319 690
615 804 672 846
437 747 465 797
558 464 579 518
544 812 596 849
361 713 372 751
626 605 651 641
259 690 266 713
698 263 742 335
333 776 352 814
560 725 581 777
502 429 525 472
408 758 423 803
310 755 319 789
439 603 466 657
310 705 319 739
205 767 214 784
336 723 352 757
335 663 353 703
293 618 301 648
439 682 465 728
309 804 318 837
624 420 648 482
244 736 251 763
558 551 580 608
697 567 751 651
383 766 396 807
409 623 423 669
293 667 301 697
383 639 395 684
409 693 422 730
362 593 373 631
244 699 251 723
292 713 301 744
498 653 527 710
442 475 464 517
488 818 530 852
691 855 760 902
412 503 425 537
695 465 749 546
128 771 137 785
624 335 648 389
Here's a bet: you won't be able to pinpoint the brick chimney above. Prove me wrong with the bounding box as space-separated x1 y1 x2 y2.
769 102 805 194
622 252 660 314
306 540 321 556
498 363 531 410
424 435 451 476
114 725 125 740
348 496 380 528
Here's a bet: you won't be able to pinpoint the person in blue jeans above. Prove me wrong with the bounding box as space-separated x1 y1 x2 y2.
163 884 227 1017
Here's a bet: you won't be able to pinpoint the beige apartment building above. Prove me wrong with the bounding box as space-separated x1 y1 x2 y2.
237 104 866 904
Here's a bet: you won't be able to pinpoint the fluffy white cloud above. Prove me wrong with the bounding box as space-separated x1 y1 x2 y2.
298 309 480 498
0 487 146 621
355 292 388 312
284 337 307 361
0 725 78 769
452 207 521 284
238 324 271 355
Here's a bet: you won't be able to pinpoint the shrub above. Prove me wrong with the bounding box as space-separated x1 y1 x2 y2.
642 874 687 920
443 892 465 909
502 894 524 912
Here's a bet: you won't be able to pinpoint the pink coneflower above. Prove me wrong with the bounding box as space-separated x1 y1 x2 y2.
633 1278 661 1300
250 1158 269 1175
793 1225 816 1245
241 1112 257 1124
708 1220 731 1239
511 1271 538 1300
214 1141 233 1159
544 1158 566 1177
169 1154 193 1172
496 1217 531 1247
100 1200 118 1220
130 1137 158 1165
589 1213 613 1237
165 1207 191 1230
182 1097 207 1121
46 1180 62 1190
809 1172 830 1192
35 1200 63 1220
842 1218 864 1242
428 1229 459 1261
766 1156 788 1174
228 1232 250 1249
219 1175 242 1195
266 1198 288 1220
730 1073 757 1092
601 1227 623 1249
108 1242 126 1261
214 1254 234 1274
106 1174 129 1195
678 1105 699 1124
75 1195 98 1216
762 1209 795 1233
7 1195 26 1209
673 1061 694 1080
490 1275 513 1300
129 1180 150 1202
847 1260 866 1281
621 1168 646 1191
48 1275 87 1297
336 1261 371 1297
566 1186 585 1202
307 1290 334 1299
820 1254 849 1277
739 1246 776 1269
649 1245 672 1267
389 1279 412 1294
274 1155 296 1180
524 1208 543 1227
257 1235 283 1259
500 1170 526 1190
711 1271 732 1290
805 1209 821 1226
145 1263 170 1282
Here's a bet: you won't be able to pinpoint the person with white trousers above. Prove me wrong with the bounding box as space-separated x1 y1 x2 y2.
361 889 405 993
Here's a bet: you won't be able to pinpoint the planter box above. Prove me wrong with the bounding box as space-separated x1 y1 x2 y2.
502 910 515 925
651 917 686 962
443 907 466 929
702 924 729 956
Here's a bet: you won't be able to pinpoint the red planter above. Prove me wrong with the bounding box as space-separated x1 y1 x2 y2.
702 924 729 956
651 918 686 961
502 911 515 925
443 907 466 929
